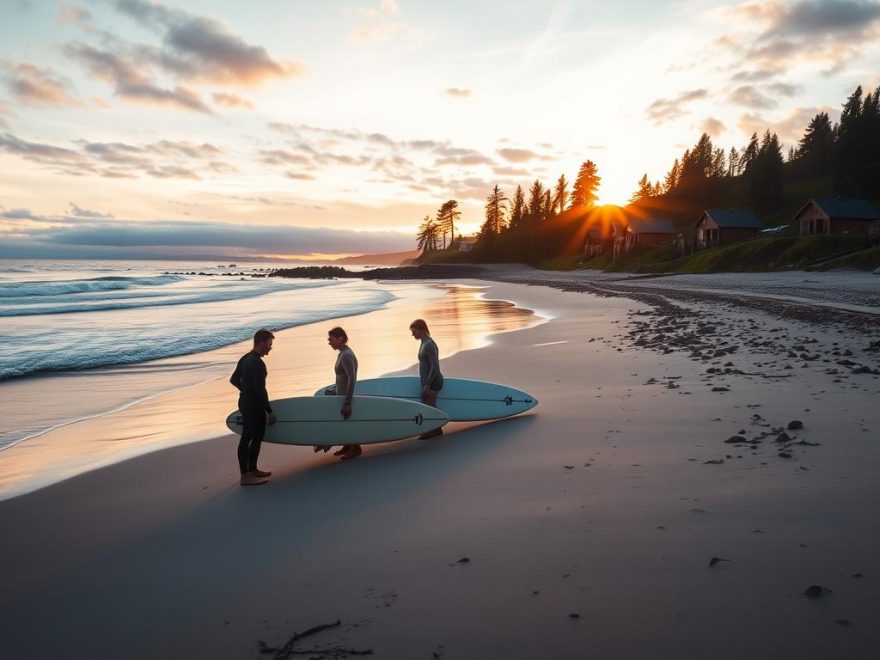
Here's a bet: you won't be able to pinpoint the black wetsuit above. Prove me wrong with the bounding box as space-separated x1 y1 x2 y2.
230 350 273 474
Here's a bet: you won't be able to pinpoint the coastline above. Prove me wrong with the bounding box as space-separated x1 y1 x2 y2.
0 281 539 499
2 277 879 659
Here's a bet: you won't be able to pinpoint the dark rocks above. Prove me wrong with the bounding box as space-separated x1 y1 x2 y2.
708 557 731 567
787 420 804 430
725 435 747 444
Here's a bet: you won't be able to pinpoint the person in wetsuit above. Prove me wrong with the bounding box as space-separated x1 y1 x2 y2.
410 318 444 439
328 327 360 460
230 328 276 486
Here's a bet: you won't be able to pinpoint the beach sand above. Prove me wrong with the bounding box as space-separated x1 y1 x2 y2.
1 278 879 659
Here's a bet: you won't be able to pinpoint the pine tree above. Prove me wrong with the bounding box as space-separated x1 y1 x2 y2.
748 131 784 212
570 161 601 208
509 185 525 228
526 180 544 222
727 147 740 177
663 158 680 193
740 133 759 174
630 174 654 202
795 112 834 178
553 174 569 213
480 185 508 239
542 189 554 221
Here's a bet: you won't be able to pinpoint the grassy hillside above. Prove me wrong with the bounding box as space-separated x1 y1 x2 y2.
620 235 876 273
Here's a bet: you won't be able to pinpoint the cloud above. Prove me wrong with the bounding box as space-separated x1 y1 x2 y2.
645 89 709 124
495 145 553 163
0 216 415 257
697 117 726 137
347 1 425 43
58 3 93 29
766 82 803 96
493 166 531 176
284 171 315 180
1 208 40 220
113 0 304 86
736 104 840 143
258 148 313 166
69 202 113 218
729 84 777 108
444 87 471 98
212 92 254 109
0 131 92 175
730 69 779 82
725 0 880 72
435 153 495 167
0 130 231 180
65 43 212 113
2 61 81 106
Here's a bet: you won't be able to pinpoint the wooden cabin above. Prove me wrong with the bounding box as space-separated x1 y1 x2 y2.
616 217 679 255
695 209 762 249
794 197 880 236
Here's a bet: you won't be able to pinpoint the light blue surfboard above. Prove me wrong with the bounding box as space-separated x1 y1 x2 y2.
226 395 448 445
315 377 538 421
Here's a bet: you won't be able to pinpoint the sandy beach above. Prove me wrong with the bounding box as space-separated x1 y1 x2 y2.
2 274 879 659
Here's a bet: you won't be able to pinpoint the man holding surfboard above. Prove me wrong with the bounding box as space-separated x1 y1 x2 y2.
230 329 276 486
410 319 444 439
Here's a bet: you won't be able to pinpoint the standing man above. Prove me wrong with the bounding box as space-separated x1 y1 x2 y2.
230 329 277 486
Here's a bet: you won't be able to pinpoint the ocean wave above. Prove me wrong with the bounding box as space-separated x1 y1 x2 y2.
0 287 395 380
0 279 335 317
0 274 184 298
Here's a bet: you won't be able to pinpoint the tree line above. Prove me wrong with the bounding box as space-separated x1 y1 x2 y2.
416 161 602 253
415 84 880 261
632 84 880 215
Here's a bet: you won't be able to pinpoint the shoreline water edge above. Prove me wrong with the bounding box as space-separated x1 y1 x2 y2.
0 264 543 499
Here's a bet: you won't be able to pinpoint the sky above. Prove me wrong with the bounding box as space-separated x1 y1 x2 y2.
1 0 878 259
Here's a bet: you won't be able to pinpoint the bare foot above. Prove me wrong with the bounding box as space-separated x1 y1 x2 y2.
240 472 268 486
340 445 362 460
252 468 272 477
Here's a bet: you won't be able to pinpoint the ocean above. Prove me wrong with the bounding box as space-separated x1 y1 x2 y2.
0 259 391 380
0 259 395 450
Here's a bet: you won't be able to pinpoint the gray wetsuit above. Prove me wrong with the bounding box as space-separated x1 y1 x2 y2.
418 337 443 391
334 345 358 402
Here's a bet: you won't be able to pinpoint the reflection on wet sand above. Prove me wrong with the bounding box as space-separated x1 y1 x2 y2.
0 283 540 499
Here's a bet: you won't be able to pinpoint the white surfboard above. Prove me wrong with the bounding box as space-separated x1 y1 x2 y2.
314 377 538 421
225 395 448 446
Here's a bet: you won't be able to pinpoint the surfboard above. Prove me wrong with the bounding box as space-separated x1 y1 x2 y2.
225 395 448 446
314 377 538 421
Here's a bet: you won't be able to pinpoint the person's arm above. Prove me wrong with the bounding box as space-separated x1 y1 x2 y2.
339 352 356 419
424 340 441 390
230 359 242 390
340 353 357 403
257 361 272 414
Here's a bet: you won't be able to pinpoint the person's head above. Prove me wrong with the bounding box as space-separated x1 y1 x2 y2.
327 326 348 350
253 328 274 356
409 318 430 340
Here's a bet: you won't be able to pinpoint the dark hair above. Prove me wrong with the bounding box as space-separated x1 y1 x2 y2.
409 319 429 333
328 326 348 343
253 328 275 345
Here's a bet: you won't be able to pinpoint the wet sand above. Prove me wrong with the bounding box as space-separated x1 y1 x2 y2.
1 278 879 659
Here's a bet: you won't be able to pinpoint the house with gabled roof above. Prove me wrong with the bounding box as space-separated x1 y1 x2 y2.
794 197 879 237
615 216 679 255
695 209 762 249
